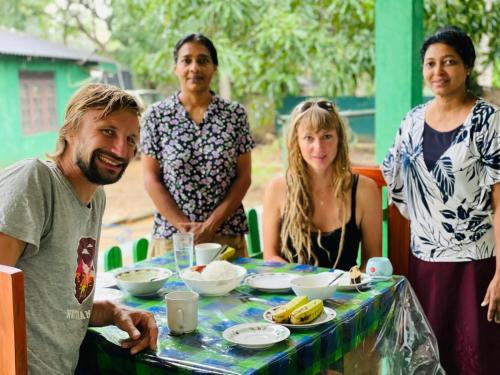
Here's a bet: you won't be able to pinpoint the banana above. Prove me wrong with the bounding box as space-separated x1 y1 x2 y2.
272 296 309 323
220 246 236 261
290 299 324 325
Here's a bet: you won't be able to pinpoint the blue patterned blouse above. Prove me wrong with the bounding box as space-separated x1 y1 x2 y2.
140 91 255 239
382 98 500 262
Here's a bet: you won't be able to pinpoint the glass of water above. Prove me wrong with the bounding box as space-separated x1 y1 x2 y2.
173 233 194 276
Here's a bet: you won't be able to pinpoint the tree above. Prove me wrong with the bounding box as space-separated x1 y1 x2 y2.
0 0 52 37
110 0 498 102
110 0 376 102
2 0 498 103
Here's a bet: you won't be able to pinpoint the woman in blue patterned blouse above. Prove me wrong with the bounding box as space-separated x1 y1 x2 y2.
141 33 255 258
382 26 500 374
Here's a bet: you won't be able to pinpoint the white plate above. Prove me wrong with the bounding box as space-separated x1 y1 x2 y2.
263 305 336 329
244 273 299 293
223 323 290 349
94 287 124 302
334 272 372 291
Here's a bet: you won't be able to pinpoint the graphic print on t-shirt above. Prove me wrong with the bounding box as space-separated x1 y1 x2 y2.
74 237 96 304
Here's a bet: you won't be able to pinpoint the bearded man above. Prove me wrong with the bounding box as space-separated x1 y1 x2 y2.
0 84 158 374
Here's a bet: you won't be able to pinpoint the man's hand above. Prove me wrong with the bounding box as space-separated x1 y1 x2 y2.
90 301 158 355
482 272 500 323
113 306 158 354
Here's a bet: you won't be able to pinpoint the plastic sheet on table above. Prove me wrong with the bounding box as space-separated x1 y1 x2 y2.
79 266 443 374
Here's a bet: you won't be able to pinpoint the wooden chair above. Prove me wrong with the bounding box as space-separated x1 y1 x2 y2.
352 165 410 276
246 208 263 259
0 265 27 375
103 245 123 271
132 238 149 263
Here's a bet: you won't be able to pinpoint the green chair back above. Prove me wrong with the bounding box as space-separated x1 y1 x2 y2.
246 208 263 258
104 246 122 271
133 238 149 263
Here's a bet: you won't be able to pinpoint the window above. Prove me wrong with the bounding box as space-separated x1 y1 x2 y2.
19 71 58 134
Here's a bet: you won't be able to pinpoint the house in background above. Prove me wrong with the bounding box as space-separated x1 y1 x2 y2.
0 29 131 167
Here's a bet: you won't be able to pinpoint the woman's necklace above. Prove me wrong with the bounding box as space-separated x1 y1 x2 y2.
314 188 333 207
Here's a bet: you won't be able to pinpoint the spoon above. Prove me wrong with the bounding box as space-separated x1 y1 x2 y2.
208 244 228 263
327 272 344 286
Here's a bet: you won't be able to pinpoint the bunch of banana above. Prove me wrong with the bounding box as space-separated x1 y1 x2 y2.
272 296 309 323
289 299 324 325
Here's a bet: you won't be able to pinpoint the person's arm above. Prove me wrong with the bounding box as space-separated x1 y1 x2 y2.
263 176 288 263
186 152 252 244
142 155 190 231
357 176 383 271
89 300 158 354
482 182 500 323
0 232 25 266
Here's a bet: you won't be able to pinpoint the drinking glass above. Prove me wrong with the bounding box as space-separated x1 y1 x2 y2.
173 233 194 276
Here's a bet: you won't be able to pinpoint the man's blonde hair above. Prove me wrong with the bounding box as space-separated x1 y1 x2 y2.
281 98 352 267
47 83 143 161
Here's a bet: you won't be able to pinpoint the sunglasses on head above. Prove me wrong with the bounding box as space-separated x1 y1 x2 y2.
299 100 335 113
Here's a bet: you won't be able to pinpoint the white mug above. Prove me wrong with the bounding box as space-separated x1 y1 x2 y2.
195 243 222 266
165 291 199 335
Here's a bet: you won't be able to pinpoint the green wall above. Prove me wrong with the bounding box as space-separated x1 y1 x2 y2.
0 56 95 167
374 0 423 163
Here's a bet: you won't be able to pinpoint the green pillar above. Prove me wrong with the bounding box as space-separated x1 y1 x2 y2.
375 0 424 163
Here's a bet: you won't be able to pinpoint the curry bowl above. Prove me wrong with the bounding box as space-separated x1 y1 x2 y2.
115 267 173 296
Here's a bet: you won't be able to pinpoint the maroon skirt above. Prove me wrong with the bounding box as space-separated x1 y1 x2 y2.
409 253 500 375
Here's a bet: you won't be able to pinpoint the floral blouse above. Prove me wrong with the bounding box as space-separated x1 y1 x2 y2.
382 98 500 262
141 91 255 239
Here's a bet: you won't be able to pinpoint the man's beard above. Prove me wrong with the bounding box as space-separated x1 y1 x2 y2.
76 149 128 185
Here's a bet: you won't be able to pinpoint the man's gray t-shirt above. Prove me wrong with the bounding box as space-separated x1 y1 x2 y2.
0 159 106 374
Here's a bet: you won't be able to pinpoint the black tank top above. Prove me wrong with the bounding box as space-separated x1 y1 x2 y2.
284 175 361 270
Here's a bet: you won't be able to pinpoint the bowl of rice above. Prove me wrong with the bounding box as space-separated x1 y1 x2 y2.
181 260 247 296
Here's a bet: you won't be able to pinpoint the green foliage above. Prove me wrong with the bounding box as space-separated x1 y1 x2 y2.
0 0 52 36
1 0 498 103
110 0 497 102
110 0 377 103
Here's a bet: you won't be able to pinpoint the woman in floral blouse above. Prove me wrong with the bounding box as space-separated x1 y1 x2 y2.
382 26 500 374
141 33 255 258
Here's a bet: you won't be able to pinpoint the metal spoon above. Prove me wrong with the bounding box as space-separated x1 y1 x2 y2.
208 244 228 263
327 272 344 286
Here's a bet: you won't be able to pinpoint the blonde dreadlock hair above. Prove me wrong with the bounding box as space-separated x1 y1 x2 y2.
280 98 352 267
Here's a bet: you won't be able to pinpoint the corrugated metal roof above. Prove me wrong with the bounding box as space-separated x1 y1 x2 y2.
0 28 114 64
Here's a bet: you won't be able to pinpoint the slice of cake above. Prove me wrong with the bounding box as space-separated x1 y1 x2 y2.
349 266 362 284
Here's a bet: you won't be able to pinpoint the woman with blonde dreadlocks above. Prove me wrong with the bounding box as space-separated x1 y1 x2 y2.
263 99 382 270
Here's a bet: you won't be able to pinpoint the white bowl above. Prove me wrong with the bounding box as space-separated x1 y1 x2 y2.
115 267 172 296
290 272 339 300
181 265 247 296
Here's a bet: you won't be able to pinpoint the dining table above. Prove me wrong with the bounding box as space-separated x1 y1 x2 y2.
78 254 442 374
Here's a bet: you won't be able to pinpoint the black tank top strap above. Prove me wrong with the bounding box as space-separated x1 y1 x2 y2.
350 174 359 224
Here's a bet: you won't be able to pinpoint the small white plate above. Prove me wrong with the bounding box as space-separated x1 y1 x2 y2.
244 273 299 293
222 323 290 349
334 272 372 291
263 305 336 329
94 287 124 302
